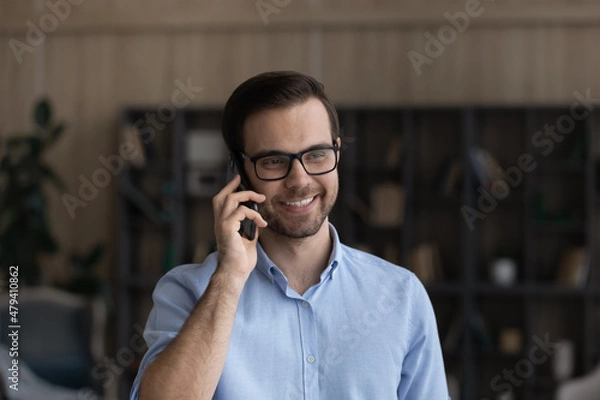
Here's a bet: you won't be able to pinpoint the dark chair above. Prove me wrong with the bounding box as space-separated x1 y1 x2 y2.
0 287 106 395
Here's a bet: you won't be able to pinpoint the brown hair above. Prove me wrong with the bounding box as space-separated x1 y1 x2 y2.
222 71 339 153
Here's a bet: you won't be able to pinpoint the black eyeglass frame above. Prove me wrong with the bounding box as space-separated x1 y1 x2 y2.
240 143 340 181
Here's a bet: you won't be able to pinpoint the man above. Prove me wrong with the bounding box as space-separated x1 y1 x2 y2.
131 71 449 399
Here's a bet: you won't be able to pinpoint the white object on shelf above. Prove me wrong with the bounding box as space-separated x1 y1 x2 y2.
490 258 517 286
186 130 227 166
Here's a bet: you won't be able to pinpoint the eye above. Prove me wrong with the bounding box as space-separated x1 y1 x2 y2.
258 156 288 169
305 150 328 162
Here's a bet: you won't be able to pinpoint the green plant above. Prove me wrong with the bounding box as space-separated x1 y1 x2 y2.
0 99 65 284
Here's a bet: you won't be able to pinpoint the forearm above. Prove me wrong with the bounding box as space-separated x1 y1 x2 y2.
138 270 247 400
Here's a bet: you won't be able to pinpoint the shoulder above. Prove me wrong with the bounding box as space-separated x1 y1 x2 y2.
339 244 430 303
154 252 219 298
341 244 416 283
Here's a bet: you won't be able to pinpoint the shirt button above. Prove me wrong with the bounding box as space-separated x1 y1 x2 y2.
307 355 315 363
301 301 309 308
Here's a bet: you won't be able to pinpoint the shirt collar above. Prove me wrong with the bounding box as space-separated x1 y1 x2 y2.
255 223 342 285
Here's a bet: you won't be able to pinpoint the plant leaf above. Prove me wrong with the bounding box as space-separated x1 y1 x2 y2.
38 224 59 253
84 244 106 267
28 137 43 159
6 136 31 149
39 163 66 190
34 99 52 128
69 253 84 268
49 123 65 144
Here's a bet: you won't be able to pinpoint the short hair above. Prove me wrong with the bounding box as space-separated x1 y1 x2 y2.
222 71 340 154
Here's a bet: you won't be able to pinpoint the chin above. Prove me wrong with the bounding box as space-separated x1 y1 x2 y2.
266 215 328 239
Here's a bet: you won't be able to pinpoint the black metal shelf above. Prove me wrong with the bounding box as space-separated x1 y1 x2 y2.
425 282 463 295
117 106 599 400
533 221 587 234
473 283 596 296
537 161 586 174
121 275 159 290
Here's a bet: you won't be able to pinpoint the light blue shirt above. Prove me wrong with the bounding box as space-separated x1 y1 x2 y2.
130 225 449 399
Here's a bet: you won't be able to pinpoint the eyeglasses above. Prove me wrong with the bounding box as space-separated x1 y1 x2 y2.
241 143 339 181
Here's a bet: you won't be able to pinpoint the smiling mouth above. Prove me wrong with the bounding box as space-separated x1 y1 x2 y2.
283 196 316 207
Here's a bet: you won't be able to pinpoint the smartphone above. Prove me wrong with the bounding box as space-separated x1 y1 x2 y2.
227 152 258 240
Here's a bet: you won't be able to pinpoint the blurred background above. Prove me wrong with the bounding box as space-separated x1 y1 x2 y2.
1 0 599 399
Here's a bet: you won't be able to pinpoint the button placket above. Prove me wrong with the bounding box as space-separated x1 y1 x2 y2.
297 298 319 398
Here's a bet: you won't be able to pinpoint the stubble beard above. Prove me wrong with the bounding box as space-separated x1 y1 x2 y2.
260 184 338 239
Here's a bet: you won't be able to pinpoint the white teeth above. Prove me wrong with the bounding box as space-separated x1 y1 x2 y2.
284 197 314 207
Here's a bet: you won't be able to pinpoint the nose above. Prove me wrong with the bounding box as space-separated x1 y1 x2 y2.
284 158 311 189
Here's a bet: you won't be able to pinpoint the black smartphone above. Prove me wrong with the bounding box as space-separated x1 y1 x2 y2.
227 152 258 240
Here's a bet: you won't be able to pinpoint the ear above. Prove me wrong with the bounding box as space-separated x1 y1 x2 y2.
336 137 341 161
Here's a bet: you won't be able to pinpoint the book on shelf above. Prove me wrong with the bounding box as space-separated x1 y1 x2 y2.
556 246 590 287
369 183 405 227
385 136 404 169
121 124 147 169
410 242 443 284
123 122 158 166
434 158 464 197
468 147 504 191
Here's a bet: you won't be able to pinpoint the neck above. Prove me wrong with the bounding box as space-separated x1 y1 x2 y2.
258 221 333 295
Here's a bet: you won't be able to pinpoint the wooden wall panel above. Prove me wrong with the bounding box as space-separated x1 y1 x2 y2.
2 0 600 286
40 35 118 281
0 1 38 31
168 32 313 106
113 35 173 106
1 36 38 133
3 0 600 34
323 30 411 105
321 26 600 105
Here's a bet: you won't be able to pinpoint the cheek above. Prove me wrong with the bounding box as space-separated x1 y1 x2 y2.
253 182 279 201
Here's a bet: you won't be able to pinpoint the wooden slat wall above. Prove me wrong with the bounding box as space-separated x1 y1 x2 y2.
1 0 599 283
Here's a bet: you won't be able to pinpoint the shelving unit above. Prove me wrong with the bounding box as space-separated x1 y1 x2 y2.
116 106 599 399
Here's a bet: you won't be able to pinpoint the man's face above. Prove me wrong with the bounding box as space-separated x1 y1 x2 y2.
242 97 340 239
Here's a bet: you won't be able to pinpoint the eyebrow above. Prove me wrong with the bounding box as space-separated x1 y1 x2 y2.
249 142 334 158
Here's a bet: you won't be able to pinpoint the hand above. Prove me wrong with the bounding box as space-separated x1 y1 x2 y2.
212 175 268 279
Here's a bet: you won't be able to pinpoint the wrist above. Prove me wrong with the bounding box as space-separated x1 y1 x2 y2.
211 268 250 293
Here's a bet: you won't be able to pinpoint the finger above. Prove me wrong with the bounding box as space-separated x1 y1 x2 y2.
221 207 267 234
234 206 268 228
219 191 266 220
213 175 242 216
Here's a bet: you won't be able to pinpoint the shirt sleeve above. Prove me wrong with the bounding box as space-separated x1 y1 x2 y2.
397 275 451 400
129 266 203 400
